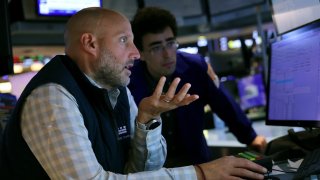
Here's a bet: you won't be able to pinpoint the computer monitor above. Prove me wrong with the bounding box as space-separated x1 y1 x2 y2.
266 20 320 128
37 0 102 16
209 50 248 77
237 73 266 111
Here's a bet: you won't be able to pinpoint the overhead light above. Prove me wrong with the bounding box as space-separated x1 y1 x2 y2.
0 82 12 93
197 36 208 47
13 63 24 74
255 37 262 45
219 37 228 51
245 39 254 46
178 47 198 54
30 62 44 72
228 39 241 49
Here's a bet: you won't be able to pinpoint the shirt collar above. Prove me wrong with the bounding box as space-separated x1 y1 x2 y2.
84 73 120 109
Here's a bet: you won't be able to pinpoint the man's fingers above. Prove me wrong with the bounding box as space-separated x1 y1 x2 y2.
153 76 166 98
235 158 268 175
165 78 180 101
172 83 191 102
231 168 265 180
153 76 199 106
179 94 199 105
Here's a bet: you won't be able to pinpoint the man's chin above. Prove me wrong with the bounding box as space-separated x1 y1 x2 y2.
120 77 130 87
164 69 175 76
124 80 130 87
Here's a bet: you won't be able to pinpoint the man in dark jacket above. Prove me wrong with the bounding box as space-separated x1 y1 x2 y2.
129 7 267 167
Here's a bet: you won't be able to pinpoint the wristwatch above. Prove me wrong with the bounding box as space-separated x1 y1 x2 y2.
145 119 161 130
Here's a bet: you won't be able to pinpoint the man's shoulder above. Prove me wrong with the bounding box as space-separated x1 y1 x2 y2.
176 51 207 70
177 51 202 59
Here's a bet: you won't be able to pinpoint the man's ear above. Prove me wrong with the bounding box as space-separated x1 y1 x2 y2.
81 33 98 57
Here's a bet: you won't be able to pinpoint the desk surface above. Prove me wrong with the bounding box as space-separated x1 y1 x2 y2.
203 120 304 147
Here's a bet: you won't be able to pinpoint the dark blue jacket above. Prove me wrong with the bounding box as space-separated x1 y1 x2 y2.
0 55 131 179
128 51 257 165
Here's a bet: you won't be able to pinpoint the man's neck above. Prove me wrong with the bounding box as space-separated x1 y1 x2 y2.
84 73 114 90
143 65 172 93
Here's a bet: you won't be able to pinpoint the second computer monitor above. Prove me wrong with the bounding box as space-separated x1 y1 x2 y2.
267 20 320 128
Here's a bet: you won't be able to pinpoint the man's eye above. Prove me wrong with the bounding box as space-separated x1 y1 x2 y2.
120 36 127 43
151 46 162 52
167 41 175 47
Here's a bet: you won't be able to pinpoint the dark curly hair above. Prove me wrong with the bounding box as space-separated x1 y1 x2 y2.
131 7 177 51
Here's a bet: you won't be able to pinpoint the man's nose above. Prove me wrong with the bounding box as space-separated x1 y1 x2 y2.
131 44 140 60
162 46 171 57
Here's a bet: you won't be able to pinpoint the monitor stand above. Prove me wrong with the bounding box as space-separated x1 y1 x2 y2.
288 128 320 151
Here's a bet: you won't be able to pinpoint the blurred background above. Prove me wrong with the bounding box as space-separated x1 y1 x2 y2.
0 0 274 122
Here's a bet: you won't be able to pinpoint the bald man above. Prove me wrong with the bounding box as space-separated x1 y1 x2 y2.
0 7 267 179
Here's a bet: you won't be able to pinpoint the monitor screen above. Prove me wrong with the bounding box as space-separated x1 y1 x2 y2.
237 73 266 111
266 20 320 127
270 0 320 35
144 0 207 26
37 0 102 16
209 0 265 15
209 50 248 77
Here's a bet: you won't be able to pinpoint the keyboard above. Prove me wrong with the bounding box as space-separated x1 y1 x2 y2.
294 148 320 179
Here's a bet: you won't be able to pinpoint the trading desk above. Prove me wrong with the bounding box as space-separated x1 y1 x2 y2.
203 120 304 160
204 121 320 179
203 120 298 148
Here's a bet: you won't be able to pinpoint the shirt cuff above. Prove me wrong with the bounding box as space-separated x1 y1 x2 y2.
136 120 148 130
169 165 198 179
134 119 163 146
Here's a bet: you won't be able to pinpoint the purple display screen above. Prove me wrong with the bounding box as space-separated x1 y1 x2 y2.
37 0 102 16
237 73 266 110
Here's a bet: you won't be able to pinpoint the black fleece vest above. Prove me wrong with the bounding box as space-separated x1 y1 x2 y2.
0 55 131 179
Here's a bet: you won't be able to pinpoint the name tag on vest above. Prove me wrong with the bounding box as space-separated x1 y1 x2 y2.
118 125 129 140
